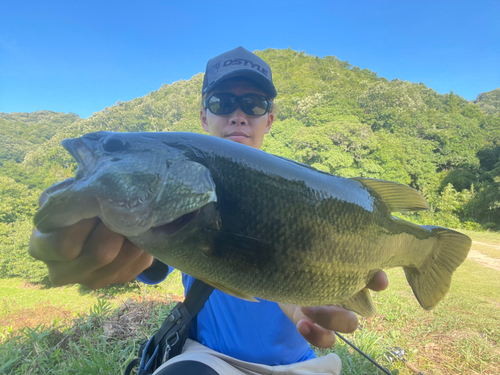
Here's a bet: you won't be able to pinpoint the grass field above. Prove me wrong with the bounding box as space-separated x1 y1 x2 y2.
0 271 184 333
1 231 499 374
461 229 500 260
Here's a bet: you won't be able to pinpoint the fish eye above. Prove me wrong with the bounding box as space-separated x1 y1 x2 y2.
102 135 127 152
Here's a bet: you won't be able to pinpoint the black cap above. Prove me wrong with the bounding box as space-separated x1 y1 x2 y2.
202 47 277 99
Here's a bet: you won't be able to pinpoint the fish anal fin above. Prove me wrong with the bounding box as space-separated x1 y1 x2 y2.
404 226 471 310
340 288 376 318
200 278 258 302
351 177 429 213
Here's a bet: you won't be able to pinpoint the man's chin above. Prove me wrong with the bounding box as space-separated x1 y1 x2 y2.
226 135 251 145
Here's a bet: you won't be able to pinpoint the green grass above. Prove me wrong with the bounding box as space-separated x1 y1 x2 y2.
0 270 184 334
313 229 500 375
0 271 184 374
461 229 500 259
350 260 500 374
471 244 500 259
1 233 499 374
1 278 101 318
0 298 175 374
460 229 500 245
470 242 500 260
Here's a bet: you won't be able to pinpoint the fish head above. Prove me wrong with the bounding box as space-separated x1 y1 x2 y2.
62 132 169 214
35 132 217 237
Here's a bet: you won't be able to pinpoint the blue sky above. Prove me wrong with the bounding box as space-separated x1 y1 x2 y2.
1 0 499 119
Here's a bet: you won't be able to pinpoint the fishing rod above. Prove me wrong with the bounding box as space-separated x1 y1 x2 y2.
335 332 393 375
385 346 424 375
334 330 425 375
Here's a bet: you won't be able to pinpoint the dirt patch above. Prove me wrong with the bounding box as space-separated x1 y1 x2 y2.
473 241 500 249
467 250 500 272
0 294 183 334
100 298 172 341
0 302 74 331
18 280 46 290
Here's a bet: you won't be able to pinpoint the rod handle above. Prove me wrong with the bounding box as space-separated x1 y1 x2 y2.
405 360 422 374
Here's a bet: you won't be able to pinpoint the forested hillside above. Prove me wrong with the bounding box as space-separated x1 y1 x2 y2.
1 48 499 282
475 88 500 116
0 111 79 164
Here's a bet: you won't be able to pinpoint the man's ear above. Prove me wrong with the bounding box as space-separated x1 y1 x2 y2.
265 113 274 134
200 109 209 132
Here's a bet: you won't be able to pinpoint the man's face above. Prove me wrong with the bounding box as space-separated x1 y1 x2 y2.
200 79 274 150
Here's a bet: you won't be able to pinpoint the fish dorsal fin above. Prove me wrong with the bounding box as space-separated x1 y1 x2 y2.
199 278 258 302
351 177 429 213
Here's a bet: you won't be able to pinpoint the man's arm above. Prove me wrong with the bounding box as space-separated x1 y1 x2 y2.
136 260 171 284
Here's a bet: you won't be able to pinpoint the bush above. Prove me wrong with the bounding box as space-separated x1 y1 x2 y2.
0 220 49 283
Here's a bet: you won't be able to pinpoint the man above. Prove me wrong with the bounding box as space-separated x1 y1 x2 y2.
29 47 388 375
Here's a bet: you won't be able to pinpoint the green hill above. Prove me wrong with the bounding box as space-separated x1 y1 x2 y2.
1 48 500 281
475 88 500 116
0 111 79 164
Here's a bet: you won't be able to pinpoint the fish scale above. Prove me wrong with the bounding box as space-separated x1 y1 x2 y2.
34 131 472 317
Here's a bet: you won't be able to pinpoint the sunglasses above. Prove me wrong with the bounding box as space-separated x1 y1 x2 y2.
204 93 272 116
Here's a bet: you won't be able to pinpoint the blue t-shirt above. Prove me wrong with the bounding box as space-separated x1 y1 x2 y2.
137 267 315 366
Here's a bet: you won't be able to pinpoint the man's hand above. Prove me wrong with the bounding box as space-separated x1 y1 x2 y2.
28 218 154 289
279 271 389 348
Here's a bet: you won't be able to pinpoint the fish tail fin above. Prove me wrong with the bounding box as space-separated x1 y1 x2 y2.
340 288 376 318
404 226 471 310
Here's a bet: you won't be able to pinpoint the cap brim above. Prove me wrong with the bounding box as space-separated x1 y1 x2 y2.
203 70 277 99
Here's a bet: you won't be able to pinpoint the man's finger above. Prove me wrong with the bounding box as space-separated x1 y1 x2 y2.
366 271 389 292
300 305 359 333
84 243 153 289
29 218 100 262
47 238 151 288
297 319 336 348
76 221 128 271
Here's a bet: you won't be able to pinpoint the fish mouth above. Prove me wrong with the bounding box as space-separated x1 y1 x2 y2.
152 209 201 235
44 177 75 196
62 138 96 179
37 177 76 209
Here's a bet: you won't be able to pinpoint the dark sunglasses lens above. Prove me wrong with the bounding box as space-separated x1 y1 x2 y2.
207 94 270 115
208 94 237 115
240 95 269 115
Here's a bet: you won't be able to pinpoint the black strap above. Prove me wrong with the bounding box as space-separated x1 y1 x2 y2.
125 279 214 375
184 279 216 319
151 279 214 349
124 358 141 375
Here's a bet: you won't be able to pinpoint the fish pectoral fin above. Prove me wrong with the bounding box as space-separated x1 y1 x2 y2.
199 279 259 302
204 229 273 269
351 177 429 213
340 288 376 318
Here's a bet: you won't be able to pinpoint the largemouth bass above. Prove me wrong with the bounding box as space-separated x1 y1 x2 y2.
34 132 471 317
